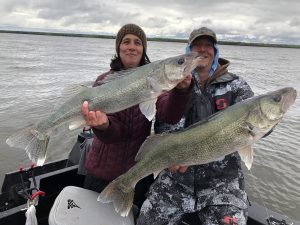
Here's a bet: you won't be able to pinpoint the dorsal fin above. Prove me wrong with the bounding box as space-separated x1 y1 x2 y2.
135 133 170 161
96 68 139 85
54 82 93 109
61 83 91 97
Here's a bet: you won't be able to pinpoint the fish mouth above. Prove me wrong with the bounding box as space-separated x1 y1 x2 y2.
280 87 297 113
183 55 203 75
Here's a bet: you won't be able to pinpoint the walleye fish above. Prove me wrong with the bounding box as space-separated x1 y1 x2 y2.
98 87 297 217
6 52 202 166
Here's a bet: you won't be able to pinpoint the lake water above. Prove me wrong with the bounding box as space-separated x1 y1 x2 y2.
0 33 299 221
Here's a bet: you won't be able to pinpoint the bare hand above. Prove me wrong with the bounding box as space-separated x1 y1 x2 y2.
175 74 192 90
168 164 189 173
81 101 109 130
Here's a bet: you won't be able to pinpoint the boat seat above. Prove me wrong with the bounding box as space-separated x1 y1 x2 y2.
49 186 134 225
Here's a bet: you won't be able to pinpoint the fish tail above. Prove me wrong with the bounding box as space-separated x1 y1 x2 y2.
97 176 134 217
6 126 50 166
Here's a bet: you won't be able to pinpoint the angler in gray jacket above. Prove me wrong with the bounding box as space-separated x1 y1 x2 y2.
137 27 254 225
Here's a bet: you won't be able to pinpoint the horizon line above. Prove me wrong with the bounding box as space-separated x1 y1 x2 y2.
0 29 299 49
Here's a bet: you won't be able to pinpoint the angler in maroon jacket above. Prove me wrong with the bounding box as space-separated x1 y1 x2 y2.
80 24 194 211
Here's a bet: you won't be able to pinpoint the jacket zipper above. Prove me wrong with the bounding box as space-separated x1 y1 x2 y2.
123 108 133 172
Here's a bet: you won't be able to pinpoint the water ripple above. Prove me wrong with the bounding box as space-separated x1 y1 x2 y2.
1 33 300 221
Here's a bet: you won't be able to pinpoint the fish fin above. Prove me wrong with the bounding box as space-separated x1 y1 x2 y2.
6 126 50 166
55 84 91 109
153 171 161 179
68 117 86 130
139 76 163 99
139 99 157 121
62 83 91 96
81 81 94 87
97 69 139 85
238 145 254 170
97 177 134 217
135 134 168 161
147 77 163 93
138 76 165 121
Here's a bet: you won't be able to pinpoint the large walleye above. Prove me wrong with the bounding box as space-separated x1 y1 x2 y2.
6 52 202 166
98 87 297 217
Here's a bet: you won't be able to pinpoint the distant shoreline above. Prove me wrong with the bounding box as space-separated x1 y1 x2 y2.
1 29 300 49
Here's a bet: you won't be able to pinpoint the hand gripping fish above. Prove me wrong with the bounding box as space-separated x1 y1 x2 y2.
97 87 297 217
6 52 202 166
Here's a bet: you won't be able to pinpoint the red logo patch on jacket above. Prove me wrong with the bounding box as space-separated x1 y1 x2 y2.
223 215 237 225
216 98 229 110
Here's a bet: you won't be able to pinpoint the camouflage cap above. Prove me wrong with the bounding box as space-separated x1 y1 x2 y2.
188 27 217 45
115 23 147 54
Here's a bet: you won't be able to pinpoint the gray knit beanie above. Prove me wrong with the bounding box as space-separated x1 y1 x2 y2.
115 24 147 54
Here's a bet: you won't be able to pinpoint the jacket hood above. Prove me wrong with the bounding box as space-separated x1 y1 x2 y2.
212 58 230 78
207 58 238 85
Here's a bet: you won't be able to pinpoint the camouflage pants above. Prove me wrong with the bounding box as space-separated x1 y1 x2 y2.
136 169 248 225
137 202 247 225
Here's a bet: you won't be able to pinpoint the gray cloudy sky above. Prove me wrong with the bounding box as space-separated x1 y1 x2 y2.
0 0 299 44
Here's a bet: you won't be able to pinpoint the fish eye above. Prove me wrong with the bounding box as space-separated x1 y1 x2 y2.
177 57 185 65
273 95 282 102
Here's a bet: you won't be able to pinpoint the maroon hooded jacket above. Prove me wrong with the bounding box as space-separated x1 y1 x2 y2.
85 70 193 181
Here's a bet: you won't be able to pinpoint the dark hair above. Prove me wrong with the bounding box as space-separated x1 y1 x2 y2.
110 52 151 71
